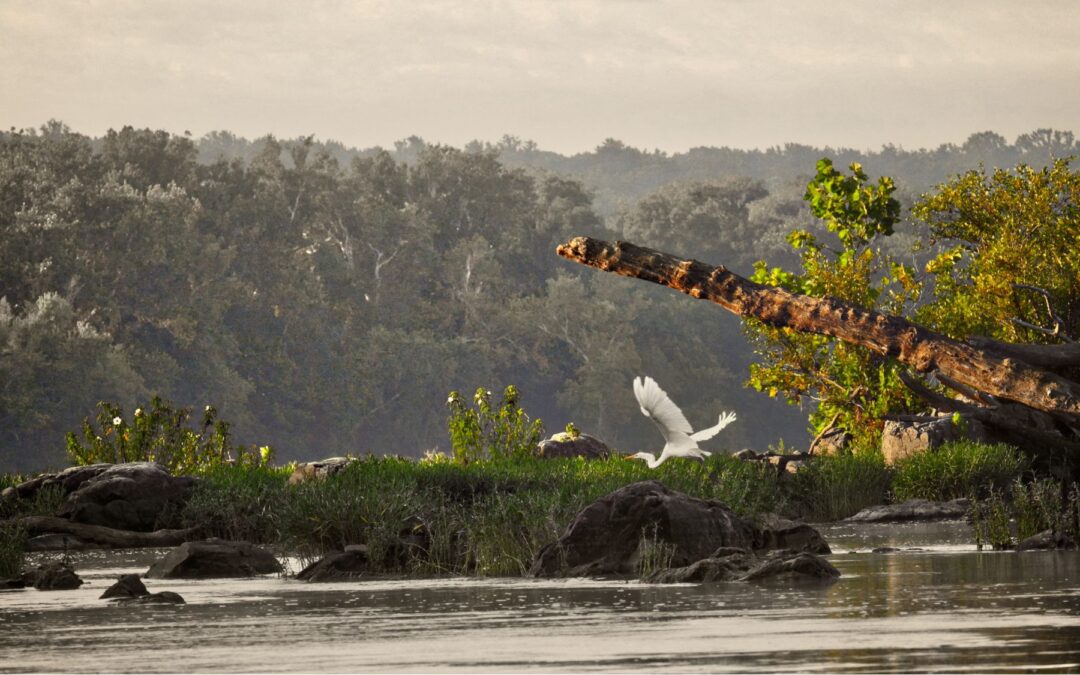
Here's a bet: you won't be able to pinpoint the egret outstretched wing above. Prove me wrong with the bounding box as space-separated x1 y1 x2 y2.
633 376 693 443
691 411 737 442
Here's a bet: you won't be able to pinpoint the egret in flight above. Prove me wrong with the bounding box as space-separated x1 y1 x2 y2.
627 376 737 468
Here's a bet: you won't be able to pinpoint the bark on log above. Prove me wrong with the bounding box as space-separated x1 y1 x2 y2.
5 516 201 548
556 237 1080 425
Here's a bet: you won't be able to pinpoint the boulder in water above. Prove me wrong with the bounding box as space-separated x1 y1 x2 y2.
146 539 282 579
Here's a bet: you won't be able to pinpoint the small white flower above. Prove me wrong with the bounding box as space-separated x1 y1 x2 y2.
134 408 143 417
112 416 122 426
205 405 212 412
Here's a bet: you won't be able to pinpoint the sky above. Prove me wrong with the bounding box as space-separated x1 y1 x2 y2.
2 0 1079 154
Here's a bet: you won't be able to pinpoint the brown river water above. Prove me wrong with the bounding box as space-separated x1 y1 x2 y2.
1 522 1078 673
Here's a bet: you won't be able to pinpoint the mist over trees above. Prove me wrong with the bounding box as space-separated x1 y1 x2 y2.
1 122 1075 472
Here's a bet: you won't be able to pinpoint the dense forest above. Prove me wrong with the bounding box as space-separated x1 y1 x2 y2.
2 121 1077 471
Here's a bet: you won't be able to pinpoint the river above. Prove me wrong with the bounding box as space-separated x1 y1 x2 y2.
2 522 1079 672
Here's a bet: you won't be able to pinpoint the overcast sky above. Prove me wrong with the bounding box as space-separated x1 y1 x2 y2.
2 1 1078 154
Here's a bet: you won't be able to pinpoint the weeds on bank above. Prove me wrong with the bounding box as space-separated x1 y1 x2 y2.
0 522 26 578
891 440 1026 502
972 479 1080 549
785 449 891 521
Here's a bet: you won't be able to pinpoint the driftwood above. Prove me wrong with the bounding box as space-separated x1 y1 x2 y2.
556 237 1080 465
5 516 201 548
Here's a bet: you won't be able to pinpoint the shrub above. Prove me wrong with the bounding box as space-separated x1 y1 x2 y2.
446 385 544 463
891 440 1027 502
65 396 273 475
785 449 891 521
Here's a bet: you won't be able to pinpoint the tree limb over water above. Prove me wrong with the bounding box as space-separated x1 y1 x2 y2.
556 236 1080 457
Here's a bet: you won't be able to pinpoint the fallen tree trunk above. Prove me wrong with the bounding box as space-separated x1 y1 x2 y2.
556 237 1080 458
5 516 201 548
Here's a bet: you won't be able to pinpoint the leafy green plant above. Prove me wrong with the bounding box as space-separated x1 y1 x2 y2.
972 486 1015 550
446 385 545 463
746 158 922 448
65 396 273 475
0 522 26 579
891 441 1026 502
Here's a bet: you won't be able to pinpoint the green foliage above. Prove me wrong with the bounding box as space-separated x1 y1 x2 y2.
785 449 891 521
65 397 273 475
890 440 1027 502
746 159 922 446
914 159 1080 343
446 385 545 463
180 453 784 577
972 480 1080 549
0 522 26 579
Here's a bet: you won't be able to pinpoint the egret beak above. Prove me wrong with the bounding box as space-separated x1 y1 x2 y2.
623 454 636 461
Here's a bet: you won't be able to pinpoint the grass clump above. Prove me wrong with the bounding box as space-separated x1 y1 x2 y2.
891 440 1027 502
0 522 27 579
972 480 1080 550
785 449 891 521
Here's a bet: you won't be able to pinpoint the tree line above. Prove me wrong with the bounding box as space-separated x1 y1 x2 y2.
2 121 1076 472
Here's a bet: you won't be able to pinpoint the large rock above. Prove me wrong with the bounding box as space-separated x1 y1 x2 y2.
296 546 370 582
287 457 357 485
739 550 841 583
27 561 83 590
529 480 826 577
2 464 114 505
1017 529 1077 551
56 462 197 532
880 416 988 465
846 498 971 523
100 574 150 599
644 548 755 583
535 433 611 459
145 539 282 579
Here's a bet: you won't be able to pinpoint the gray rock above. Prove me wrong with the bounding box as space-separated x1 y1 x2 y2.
100 574 150 599
758 522 831 555
56 462 197 532
530 480 827 578
644 549 755 583
25 534 92 552
115 591 185 605
0 577 27 589
1017 529 1077 551
28 561 83 590
287 457 357 485
880 416 988 465
297 546 370 582
846 498 971 523
536 433 611 459
739 550 840 583
146 539 282 579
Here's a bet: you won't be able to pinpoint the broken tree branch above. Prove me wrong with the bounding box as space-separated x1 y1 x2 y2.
556 237 1080 419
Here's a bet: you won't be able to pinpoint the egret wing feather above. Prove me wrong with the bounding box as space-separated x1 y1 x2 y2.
634 376 693 442
690 411 738 442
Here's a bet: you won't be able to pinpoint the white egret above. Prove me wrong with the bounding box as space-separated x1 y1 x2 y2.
627 376 737 468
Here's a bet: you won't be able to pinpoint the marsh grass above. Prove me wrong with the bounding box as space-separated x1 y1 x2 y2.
636 523 677 580
785 450 891 521
0 522 26 578
971 480 1080 549
891 440 1026 502
176 453 782 577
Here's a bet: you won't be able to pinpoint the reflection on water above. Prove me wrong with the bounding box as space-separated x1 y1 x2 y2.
1 524 1079 673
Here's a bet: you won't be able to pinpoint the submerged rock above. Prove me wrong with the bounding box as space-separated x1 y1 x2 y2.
100 574 150 599
529 480 830 578
738 550 840 583
846 498 971 523
643 548 755 583
297 546 370 582
28 561 83 590
115 591 186 605
146 539 282 579
1017 529 1077 551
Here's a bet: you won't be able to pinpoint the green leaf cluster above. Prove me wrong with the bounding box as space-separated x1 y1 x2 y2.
446 385 545 463
65 396 273 475
746 159 921 446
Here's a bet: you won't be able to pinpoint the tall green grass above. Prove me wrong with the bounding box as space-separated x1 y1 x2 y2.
179 453 783 576
891 440 1027 502
785 450 892 521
